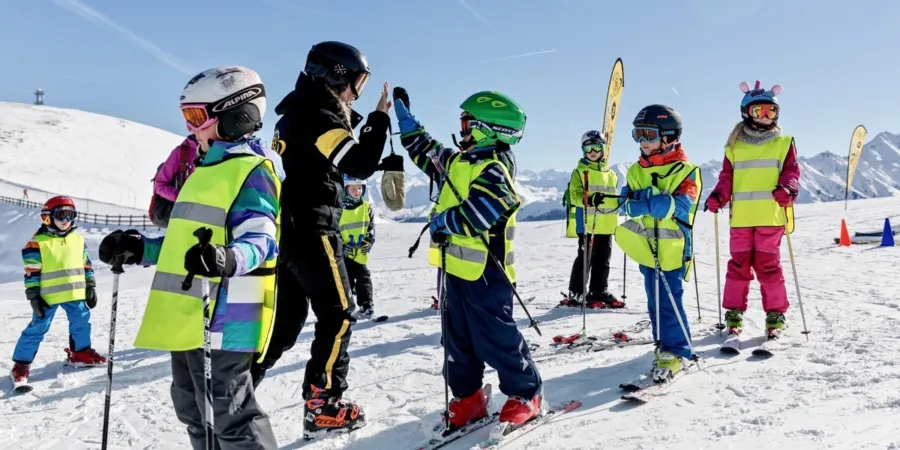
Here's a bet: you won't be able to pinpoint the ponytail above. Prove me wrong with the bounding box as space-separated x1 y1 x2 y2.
725 121 744 151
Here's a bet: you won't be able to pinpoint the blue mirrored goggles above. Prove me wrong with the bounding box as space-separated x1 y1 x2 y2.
632 126 661 143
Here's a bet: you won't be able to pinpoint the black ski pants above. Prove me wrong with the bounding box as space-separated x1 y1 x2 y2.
170 349 277 450
345 258 373 309
253 233 356 398
568 233 613 296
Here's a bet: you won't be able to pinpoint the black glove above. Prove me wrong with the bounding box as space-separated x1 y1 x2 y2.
375 153 404 172
184 243 236 278
29 295 49 320
393 86 410 109
586 192 606 207
99 229 144 265
85 287 97 309
431 232 449 246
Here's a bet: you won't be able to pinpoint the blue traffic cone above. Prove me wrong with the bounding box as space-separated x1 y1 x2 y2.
880 218 895 247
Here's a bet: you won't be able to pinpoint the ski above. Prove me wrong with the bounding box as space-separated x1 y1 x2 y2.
11 377 32 395
410 384 497 450
751 333 782 358
476 399 582 449
720 333 741 354
620 361 697 403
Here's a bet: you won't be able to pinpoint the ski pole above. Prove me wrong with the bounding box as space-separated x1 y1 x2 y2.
783 208 810 340
426 153 541 336
101 256 125 450
438 243 451 430
693 256 701 321
182 227 215 450
712 213 726 334
621 254 627 301
581 171 592 334
650 220 697 361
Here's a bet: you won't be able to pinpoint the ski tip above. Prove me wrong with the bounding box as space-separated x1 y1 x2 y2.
373 315 389 322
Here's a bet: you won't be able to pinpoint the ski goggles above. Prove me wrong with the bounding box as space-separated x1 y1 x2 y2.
582 141 606 154
50 208 77 222
460 113 476 136
352 72 370 98
180 104 216 131
748 103 778 120
632 126 662 143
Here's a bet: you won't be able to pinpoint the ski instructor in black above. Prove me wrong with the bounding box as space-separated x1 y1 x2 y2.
251 41 392 439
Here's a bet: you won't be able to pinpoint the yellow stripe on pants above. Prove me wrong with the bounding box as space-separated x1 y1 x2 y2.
320 235 350 390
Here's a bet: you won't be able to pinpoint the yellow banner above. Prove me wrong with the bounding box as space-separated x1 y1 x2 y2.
846 125 867 200
602 58 625 162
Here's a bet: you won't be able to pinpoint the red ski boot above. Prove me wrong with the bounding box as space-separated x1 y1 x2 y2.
65 347 107 367
10 363 31 393
498 393 543 427
445 387 489 431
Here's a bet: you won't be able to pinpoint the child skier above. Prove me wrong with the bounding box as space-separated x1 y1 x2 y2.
392 87 543 433
561 130 625 309
340 175 377 318
705 81 799 341
98 66 281 449
149 134 201 227
615 104 701 383
10 196 106 391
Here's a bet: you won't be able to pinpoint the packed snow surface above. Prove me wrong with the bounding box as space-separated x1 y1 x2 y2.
0 194 898 449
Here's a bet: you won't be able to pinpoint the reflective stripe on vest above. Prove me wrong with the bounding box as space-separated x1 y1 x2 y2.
567 165 619 238
726 135 795 231
427 157 518 282
339 202 371 265
614 161 702 272
35 232 86 305
135 155 280 361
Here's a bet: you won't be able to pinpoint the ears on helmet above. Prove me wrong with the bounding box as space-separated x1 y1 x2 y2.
739 81 782 95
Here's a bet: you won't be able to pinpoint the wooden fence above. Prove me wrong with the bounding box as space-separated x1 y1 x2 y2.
0 195 157 229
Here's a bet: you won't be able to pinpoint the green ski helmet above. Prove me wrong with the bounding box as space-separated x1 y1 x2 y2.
459 91 526 147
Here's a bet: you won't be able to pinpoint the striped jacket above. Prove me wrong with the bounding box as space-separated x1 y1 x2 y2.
140 138 283 352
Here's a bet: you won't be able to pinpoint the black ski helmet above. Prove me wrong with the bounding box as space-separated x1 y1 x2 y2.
632 104 683 142
305 41 371 99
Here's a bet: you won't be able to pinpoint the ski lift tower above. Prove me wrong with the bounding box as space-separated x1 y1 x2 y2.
34 88 45 105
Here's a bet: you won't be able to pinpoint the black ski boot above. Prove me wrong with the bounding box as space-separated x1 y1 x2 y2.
303 386 367 440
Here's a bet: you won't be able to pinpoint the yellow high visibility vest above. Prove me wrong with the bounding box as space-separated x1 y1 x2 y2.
35 232 86 305
427 155 518 282
726 135 795 234
614 160 702 276
566 162 619 237
134 154 280 362
339 201 371 265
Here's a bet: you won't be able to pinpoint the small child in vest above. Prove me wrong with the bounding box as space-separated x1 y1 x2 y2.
10 196 106 392
340 176 376 318
615 104 701 383
705 81 800 341
561 130 625 309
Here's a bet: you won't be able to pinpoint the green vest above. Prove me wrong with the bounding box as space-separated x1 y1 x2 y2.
35 232 86 305
339 201 371 265
566 164 619 237
427 155 518 282
135 155 279 362
614 160 701 273
726 135 795 233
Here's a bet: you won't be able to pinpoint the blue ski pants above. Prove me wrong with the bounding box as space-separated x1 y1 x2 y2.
640 265 692 359
13 300 92 364
442 264 541 399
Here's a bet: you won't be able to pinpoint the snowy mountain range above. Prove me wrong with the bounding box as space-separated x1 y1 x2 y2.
1 101 897 222
367 132 900 221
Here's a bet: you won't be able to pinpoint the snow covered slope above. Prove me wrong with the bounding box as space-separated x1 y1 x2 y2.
375 132 900 221
0 101 184 210
0 196 897 449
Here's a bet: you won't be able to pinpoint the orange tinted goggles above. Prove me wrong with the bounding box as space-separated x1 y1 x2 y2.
354 72 370 97
748 103 778 120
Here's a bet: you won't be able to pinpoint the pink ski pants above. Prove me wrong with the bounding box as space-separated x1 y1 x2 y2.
723 226 789 314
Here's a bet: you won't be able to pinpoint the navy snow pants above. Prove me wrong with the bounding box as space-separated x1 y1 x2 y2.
640 265 692 359
442 264 541 399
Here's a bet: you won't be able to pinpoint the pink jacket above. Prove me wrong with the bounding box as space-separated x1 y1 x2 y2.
154 136 199 202
712 136 800 202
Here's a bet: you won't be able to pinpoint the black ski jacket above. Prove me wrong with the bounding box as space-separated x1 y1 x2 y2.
272 73 389 252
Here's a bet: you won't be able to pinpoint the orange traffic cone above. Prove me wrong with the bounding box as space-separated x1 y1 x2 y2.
839 218 851 247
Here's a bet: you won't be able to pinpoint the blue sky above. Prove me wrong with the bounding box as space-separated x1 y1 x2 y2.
2 0 898 171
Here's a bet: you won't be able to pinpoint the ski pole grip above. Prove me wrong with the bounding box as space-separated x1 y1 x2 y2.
181 228 214 291
110 256 125 275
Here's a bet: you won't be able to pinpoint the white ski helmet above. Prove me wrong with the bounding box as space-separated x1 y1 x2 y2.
581 130 607 146
180 66 267 140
